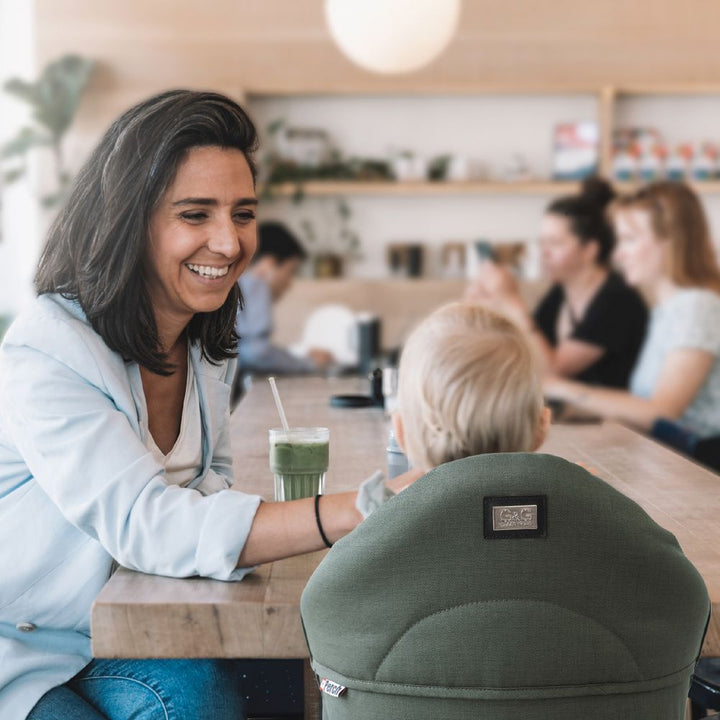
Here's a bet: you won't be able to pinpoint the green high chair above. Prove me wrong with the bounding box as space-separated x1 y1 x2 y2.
301 453 709 720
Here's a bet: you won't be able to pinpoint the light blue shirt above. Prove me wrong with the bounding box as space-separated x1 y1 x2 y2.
0 294 262 720
236 272 315 374
630 288 720 437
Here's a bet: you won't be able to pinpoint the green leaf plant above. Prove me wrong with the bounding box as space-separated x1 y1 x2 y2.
1 54 94 208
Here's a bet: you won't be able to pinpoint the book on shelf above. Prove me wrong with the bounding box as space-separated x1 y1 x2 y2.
552 121 599 180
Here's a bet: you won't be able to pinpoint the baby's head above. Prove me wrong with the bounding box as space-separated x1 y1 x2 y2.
394 302 549 471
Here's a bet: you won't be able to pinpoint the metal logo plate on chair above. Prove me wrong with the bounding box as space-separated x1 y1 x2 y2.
493 504 538 530
483 495 547 539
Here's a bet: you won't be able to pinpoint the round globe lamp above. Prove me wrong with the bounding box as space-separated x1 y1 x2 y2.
325 0 461 74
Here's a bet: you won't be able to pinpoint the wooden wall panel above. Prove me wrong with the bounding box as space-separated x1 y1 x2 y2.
35 0 720 107
31 1 720 178
271 278 549 348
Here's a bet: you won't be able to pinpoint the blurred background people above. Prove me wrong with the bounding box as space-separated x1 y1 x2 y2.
236 221 334 374
545 182 720 437
466 178 648 388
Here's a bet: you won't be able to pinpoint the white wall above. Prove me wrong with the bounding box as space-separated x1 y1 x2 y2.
259 193 550 279
250 94 599 179
5 86 720 297
249 94 720 279
249 94 594 278
0 0 38 316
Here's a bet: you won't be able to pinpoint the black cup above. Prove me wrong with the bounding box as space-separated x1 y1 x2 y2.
357 314 381 375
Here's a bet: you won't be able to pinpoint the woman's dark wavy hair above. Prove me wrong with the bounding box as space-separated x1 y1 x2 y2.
546 176 616 266
35 89 258 375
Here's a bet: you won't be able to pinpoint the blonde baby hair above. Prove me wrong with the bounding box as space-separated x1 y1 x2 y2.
396 302 544 470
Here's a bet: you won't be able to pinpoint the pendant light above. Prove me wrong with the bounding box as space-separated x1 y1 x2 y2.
325 0 461 75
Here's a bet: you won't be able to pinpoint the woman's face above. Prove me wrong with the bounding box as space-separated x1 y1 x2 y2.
146 146 257 330
539 213 596 283
613 208 665 288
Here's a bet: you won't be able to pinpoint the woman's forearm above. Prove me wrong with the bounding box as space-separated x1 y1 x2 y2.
545 377 664 431
546 346 716 431
237 491 362 567
236 465 426 567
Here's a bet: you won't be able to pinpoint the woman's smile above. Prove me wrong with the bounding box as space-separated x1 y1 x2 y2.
185 263 231 279
146 145 258 334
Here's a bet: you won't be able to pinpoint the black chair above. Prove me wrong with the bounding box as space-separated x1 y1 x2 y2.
651 418 720 474
238 659 303 719
690 658 720 718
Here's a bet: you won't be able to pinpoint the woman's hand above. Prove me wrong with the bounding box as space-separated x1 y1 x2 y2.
542 374 568 400
465 262 534 330
307 348 334 368
543 374 588 404
464 277 491 305
468 261 521 302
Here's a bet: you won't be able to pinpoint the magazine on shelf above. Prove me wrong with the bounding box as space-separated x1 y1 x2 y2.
552 121 599 180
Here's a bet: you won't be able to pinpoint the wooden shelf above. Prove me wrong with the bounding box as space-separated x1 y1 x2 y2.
245 85 603 97
264 179 720 198
255 85 720 201
247 85 720 99
290 277 470 286
615 181 720 194
264 180 582 197
614 85 720 96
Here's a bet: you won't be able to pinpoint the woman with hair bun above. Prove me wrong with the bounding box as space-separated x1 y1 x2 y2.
546 181 720 436
466 177 648 388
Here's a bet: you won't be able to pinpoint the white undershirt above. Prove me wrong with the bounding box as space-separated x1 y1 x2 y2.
133 356 203 487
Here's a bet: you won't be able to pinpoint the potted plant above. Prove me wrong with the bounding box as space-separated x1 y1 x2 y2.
300 199 362 279
1 54 94 208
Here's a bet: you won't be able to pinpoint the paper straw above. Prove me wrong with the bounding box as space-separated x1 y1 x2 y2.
268 376 290 431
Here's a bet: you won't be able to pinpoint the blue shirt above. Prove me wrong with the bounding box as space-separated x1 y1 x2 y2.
236 272 315 374
630 288 720 437
0 294 262 719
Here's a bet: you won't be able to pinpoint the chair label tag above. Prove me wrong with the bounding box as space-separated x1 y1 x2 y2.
484 495 547 539
493 504 537 530
320 678 347 698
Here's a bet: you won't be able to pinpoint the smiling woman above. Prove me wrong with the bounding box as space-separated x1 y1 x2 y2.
0 91 409 720
146 146 259 333
34 91 259 377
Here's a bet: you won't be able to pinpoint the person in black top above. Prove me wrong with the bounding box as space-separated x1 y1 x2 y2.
465 177 648 388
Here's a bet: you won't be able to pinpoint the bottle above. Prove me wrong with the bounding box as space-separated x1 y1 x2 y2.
386 429 409 479
356 313 381 375
693 142 716 181
612 147 636 182
381 366 399 415
368 368 384 407
665 145 687 181
638 146 662 182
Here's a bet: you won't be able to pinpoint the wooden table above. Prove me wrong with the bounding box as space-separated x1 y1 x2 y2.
92 377 401 661
91 377 720 713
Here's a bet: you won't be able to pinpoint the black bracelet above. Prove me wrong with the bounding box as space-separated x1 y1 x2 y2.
314 494 333 549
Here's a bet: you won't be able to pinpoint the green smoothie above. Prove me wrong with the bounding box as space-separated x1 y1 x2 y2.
269 427 330 501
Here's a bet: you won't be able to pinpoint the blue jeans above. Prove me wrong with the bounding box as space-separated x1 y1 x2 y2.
27 658 246 720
